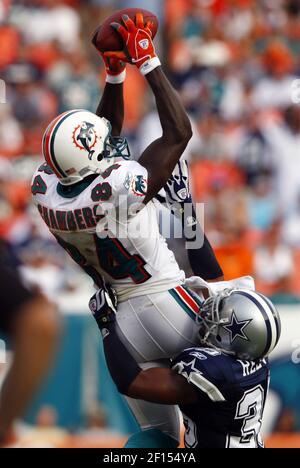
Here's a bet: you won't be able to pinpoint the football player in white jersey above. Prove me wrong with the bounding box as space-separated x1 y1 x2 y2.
32 14 222 448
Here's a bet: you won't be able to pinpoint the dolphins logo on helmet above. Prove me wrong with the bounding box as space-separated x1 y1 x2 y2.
73 121 98 160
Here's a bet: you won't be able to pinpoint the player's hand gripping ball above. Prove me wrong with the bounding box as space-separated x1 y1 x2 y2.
101 53 126 79
92 8 158 53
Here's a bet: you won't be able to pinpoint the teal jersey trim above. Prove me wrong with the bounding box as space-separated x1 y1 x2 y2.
169 288 196 321
57 174 98 199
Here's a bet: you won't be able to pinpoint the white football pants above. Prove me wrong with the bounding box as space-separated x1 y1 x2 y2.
116 285 201 444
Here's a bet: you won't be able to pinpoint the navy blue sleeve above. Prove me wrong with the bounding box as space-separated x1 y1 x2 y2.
155 195 223 280
184 204 223 280
172 348 231 403
102 322 142 395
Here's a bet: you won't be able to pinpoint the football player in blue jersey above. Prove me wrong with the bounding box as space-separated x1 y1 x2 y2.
90 284 281 449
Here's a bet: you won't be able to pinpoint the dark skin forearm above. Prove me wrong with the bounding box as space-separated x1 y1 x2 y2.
145 67 191 138
96 82 124 136
128 367 198 405
139 67 193 203
102 321 197 406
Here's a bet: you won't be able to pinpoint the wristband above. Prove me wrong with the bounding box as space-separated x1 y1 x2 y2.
106 69 126 84
139 57 161 76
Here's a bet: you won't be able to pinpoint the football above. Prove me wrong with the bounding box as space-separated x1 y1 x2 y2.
92 8 159 53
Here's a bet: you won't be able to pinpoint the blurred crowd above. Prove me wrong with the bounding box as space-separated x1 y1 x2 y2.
1 0 300 301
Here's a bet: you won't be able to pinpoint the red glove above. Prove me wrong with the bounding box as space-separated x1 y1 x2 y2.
92 25 126 84
105 13 161 76
101 53 126 84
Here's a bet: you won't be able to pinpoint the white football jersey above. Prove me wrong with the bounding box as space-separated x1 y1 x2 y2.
32 160 184 302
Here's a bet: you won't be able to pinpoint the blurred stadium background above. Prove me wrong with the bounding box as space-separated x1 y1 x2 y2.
1 0 300 448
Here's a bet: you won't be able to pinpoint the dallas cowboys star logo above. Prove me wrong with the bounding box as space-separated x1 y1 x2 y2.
175 358 199 379
223 312 252 344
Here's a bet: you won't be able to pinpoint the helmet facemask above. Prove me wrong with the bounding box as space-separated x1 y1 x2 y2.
95 120 131 165
197 289 236 356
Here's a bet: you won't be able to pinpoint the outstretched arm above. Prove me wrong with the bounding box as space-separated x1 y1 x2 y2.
140 68 193 204
163 161 224 281
92 35 126 136
96 82 124 136
105 14 192 204
103 321 198 405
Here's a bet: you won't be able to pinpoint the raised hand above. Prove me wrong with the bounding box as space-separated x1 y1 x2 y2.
104 13 161 75
101 53 126 84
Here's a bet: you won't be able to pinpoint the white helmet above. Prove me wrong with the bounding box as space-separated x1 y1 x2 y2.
42 109 130 185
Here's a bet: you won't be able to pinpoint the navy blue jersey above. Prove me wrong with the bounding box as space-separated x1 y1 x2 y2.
172 347 270 449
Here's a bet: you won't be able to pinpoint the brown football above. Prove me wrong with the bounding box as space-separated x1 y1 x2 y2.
92 8 159 53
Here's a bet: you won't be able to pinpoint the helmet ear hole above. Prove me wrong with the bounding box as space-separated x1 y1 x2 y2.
216 335 222 343
97 153 103 162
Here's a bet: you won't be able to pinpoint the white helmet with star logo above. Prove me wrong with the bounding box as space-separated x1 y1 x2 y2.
197 289 281 361
42 109 130 186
